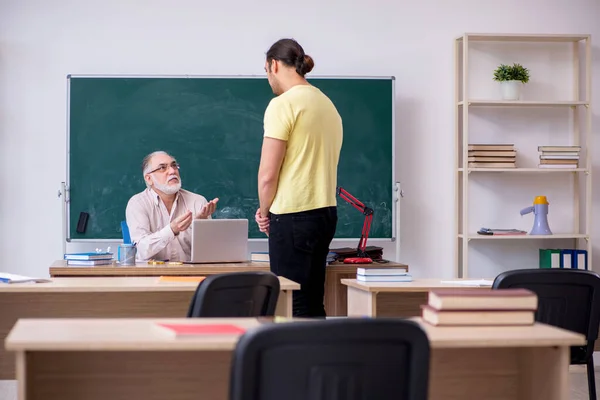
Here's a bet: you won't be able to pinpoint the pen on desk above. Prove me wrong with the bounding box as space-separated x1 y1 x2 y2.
0 277 10 283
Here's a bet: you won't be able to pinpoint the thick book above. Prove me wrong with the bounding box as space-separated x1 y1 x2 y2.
356 267 407 276
155 323 246 337
64 252 113 260
468 144 514 151
421 305 535 326
428 288 537 311
357 274 412 282
538 145 581 152
468 150 517 157
66 259 113 266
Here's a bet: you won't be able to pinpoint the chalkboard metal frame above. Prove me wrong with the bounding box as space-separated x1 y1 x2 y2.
63 74 396 244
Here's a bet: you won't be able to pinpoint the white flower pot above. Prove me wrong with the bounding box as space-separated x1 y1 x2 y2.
500 80 522 100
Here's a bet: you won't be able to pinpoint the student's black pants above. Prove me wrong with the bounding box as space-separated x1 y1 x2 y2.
268 206 337 318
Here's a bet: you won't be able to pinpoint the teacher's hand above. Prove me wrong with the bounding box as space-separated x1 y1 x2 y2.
255 208 270 236
196 198 219 219
171 211 193 235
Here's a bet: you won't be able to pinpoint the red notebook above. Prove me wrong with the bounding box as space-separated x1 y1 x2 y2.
156 323 246 337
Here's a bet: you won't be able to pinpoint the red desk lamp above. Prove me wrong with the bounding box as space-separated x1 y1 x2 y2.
337 186 374 264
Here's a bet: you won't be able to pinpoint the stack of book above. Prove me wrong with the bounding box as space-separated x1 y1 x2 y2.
538 145 580 169
421 288 537 326
356 267 411 282
539 248 588 270
63 252 114 266
468 144 516 168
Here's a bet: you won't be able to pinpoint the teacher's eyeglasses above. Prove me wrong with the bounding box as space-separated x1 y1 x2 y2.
147 162 180 174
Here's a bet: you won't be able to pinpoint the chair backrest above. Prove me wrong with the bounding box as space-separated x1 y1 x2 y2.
229 318 430 400
187 272 280 318
493 268 600 362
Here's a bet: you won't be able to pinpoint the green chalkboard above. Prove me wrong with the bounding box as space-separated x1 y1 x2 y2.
67 75 395 240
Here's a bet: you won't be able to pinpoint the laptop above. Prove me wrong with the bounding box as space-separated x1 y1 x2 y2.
189 219 249 263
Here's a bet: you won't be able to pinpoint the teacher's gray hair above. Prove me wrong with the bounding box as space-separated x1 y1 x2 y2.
142 151 172 174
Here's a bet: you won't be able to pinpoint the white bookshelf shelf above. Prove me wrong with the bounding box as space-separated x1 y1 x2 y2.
454 32 593 278
457 100 589 107
458 168 588 173
456 33 589 43
458 233 590 240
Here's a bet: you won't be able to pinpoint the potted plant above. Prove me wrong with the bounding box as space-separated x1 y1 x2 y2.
493 63 530 100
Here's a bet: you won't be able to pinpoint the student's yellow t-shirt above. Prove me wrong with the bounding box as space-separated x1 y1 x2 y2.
263 84 343 215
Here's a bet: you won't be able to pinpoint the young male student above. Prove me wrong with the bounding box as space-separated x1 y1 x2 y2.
255 38 343 317
126 150 219 262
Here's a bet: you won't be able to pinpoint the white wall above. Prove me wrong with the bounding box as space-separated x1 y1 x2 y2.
0 0 598 279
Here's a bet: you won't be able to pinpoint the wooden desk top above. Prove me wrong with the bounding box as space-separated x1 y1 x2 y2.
5 317 584 352
0 276 299 292
49 260 409 277
341 278 493 292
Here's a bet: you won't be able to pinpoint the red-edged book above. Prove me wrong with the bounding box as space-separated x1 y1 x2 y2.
421 304 535 326
428 288 538 311
156 323 246 337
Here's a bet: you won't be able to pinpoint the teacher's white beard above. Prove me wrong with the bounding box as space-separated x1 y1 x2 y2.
152 175 181 195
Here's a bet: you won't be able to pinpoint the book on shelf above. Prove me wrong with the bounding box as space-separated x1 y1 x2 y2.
539 159 578 165
468 150 517 157
538 145 581 152
468 162 516 168
540 248 588 270
468 156 515 162
538 164 578 169
538 145 581 168
540 154 580 159
422 288 537 326
468 144 514 151
467 144 516 168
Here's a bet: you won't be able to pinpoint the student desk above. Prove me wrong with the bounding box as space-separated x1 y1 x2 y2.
343 278 600 351
5 317 584 400
49 260 409 316
0 276 298 379
342 278 491 317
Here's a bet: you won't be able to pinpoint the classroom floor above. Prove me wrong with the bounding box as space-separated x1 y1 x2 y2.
0 365 596 399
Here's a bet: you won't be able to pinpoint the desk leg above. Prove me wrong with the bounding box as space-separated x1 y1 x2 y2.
15 352 26 400
275 289 292 318
346 287 376 317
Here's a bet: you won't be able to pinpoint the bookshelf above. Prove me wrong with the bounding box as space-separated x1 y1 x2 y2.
454 33 592 278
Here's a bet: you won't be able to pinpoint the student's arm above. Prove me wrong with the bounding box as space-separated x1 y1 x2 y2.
259 99 291 217
125 199 176 260
258 138 286 217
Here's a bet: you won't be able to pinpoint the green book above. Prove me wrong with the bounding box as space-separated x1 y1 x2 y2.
539 249 561 268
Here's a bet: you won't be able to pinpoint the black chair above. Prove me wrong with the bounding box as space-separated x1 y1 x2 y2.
229 318 430 400
186 272 280 317
493 268 600 400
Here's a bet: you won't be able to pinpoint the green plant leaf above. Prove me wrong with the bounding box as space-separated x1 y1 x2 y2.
493 63 530 83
